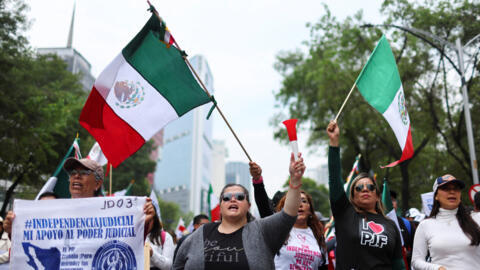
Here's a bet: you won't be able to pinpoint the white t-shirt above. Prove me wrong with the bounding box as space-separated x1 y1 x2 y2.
274 227 326 270
146 231 175 270
412 209 480 270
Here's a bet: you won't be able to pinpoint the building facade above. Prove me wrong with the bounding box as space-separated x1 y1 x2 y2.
36 3 95 91
225 161 251 195
154 55 214 214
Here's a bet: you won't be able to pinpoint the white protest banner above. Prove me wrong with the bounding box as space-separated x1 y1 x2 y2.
421 192 434 217
10 196 146 270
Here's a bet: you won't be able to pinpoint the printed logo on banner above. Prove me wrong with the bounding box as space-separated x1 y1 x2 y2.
22 242 61 270
114 80 145 109
92 240 137 270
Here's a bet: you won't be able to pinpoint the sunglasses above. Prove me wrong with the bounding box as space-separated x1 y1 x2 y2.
221 192 247 202
68 169 94 177
354 183 376 192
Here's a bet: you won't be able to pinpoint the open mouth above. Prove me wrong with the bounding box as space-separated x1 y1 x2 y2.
447 197 457 202
71 182 83 189
228 205 239 211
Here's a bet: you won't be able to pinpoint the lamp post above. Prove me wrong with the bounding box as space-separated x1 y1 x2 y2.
362 24 480 184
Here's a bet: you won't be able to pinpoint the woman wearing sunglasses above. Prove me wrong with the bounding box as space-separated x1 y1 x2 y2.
327 121 405 269
411 175 480 270
173 153 305 270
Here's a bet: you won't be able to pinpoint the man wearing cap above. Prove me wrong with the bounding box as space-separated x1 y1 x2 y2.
3 158 156 239
412 174 480 270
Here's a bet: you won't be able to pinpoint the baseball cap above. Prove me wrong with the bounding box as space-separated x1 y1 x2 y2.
432 174 465 194
63 158 104 181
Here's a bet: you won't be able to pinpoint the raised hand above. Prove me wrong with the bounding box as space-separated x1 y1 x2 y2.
249 162 262 180
326 120 340 147
289 152 305 187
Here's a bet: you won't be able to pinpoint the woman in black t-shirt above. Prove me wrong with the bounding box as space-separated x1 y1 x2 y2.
326 121 405 270
173 153 306 270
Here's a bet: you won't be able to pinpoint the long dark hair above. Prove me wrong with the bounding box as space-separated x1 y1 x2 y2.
430 197 480 246
149 211 164 246
219 183 254 222
276 190 326 251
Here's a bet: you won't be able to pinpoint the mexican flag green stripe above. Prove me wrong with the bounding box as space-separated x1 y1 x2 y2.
355 36 402 114
80 13 212 167
122 15 210 116
355 35 414 167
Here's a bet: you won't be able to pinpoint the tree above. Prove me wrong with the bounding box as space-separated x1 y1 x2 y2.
158 197 182 231
273 0 479 211
283 177 331 217
104 140 157 196
0 0 91 216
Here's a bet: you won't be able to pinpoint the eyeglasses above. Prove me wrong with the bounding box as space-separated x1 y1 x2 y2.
354 183 376 192
68 169 94 177
221 192 247 202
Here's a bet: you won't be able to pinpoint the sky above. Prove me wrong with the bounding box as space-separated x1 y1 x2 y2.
27 0 384 197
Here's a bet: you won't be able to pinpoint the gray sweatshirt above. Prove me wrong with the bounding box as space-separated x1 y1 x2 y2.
172 210 297 270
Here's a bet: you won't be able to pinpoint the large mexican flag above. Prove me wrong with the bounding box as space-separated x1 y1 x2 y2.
80 14 212 167
355 35 414 167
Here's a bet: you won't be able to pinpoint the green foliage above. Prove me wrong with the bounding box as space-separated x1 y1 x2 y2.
273 0 480 211
283 177 331 217
105 140 157 196
158 197 182 231
0 0 88 196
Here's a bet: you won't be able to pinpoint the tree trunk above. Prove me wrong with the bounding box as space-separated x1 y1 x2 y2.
0 174 23 217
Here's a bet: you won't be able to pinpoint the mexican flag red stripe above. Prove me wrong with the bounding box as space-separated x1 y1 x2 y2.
80 14 211 167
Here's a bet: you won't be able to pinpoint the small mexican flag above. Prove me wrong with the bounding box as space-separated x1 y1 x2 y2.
208 184 220 222
355 35 414 168
36 138 82 199
80 13 212 167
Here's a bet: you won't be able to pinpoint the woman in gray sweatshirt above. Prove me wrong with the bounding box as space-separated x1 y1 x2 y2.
172 153 305 270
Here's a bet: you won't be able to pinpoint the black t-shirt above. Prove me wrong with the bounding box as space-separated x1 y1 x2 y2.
203 222 250 270
328 147 404 270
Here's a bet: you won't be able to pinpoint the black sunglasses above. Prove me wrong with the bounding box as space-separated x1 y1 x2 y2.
221 192 247 202
354 183 376 192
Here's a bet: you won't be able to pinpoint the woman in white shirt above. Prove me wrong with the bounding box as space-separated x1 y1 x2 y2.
146 211 175 270
412 174 480 270
274 191 327 270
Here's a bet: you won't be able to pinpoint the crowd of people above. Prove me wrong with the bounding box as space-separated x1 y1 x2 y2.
1 121 480 269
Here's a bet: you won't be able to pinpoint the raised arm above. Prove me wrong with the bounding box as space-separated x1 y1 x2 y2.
250 162 275 218
283 153 305 217
327 121 345 203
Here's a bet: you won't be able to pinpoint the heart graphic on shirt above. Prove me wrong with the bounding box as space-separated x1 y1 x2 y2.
367 221 384 234
296 233 306 242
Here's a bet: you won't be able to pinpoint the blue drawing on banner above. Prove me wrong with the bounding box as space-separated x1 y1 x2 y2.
22 242 61 270
92 240 137 270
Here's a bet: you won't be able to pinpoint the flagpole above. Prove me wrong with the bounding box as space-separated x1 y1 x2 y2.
334 83 357 122
109 164 112 196
147 2 252 162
